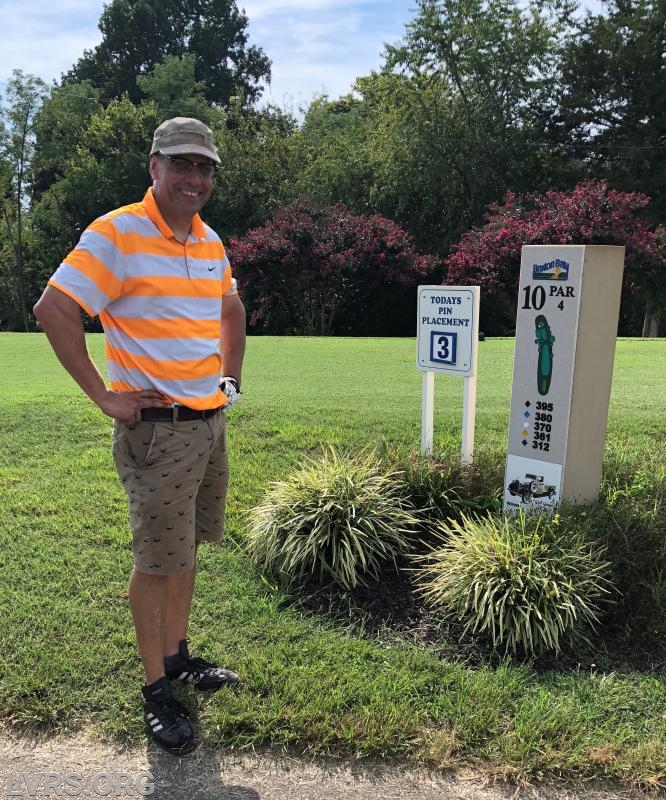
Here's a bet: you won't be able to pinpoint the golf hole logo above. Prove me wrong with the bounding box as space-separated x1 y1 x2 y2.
532 258 570 281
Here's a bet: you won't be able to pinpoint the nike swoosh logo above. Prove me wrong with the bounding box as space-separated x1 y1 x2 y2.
208 266 215 271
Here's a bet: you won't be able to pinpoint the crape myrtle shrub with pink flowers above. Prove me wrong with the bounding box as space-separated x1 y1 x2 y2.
444 181 666 336
228 199 439 336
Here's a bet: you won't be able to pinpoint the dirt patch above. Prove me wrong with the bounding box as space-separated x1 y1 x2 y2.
0 731 638 800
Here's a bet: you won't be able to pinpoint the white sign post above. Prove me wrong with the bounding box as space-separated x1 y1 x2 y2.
503 245 625 512
416 286 480 462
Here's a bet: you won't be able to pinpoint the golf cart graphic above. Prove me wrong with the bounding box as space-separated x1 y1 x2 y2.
508 473 557 504
534 314 555 396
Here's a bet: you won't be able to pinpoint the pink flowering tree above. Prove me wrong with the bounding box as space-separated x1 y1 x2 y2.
228 199 438 335
445 181 665 336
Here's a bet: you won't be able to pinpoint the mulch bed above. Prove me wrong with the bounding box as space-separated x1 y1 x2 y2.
289 567 666 676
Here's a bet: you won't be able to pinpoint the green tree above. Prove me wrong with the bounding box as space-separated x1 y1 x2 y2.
30 93 298 317
205 100 300 238
0 156 18 329
136 54 217 123
357 71 470 255
359 0 574 254
32 54 228 209
0 70 47 330
551 0 666 223
65 0 271 108
31 81 102 202
548 0 666 333
294 95 374 214
31 91 297 310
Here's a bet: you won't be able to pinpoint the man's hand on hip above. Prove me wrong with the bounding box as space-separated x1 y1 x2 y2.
219 376 240 411
98 389 170 425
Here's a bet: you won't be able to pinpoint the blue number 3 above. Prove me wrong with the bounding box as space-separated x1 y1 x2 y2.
437 337 450 360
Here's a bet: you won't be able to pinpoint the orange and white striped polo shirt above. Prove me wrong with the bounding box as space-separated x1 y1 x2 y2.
48 187 237 411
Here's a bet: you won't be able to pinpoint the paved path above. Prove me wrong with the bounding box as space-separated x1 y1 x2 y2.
0 733 636 800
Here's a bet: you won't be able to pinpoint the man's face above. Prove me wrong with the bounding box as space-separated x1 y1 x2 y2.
150 153 216 226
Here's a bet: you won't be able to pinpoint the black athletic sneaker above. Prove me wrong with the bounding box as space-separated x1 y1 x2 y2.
142 677 195 755
164 639 239 691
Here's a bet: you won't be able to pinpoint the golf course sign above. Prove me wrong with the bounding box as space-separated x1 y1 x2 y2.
504 245 625 511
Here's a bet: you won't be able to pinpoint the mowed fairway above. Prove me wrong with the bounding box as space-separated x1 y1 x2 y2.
0 333 665 786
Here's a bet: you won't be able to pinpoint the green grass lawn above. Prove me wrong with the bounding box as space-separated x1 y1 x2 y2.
0 333 664 788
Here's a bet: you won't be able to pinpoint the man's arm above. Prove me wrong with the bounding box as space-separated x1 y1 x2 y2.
220 293 246 388
33 286 168 425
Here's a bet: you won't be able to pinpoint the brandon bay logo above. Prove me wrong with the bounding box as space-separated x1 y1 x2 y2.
532 258 570 281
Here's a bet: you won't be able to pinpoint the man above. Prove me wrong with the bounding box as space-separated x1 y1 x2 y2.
33 117 246 756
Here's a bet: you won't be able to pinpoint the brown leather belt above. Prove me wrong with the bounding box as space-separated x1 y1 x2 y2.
140 405 223 423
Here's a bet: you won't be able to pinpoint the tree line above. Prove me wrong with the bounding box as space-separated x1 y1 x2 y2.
1 0 664 335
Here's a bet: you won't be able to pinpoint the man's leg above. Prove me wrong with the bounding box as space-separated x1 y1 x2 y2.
165 411 226 660
128 569 169 684
114 419 209 755
161 543 239 690
129 568 196 756
127 565 199 678
162 414 239 690
163 560 197 658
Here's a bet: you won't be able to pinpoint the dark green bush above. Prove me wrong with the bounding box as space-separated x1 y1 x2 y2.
380 445 501 527
580 448 666 645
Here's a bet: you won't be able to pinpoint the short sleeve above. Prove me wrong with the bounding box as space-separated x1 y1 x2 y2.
48 217 125 317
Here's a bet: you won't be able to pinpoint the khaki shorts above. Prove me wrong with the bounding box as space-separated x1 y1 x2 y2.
112 411 229 575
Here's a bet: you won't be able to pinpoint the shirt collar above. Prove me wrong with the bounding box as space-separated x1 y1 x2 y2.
143 187 206 242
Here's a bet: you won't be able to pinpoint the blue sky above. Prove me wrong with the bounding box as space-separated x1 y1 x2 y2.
0 0 416 109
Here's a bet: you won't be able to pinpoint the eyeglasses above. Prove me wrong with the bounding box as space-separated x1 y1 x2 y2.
160 155 218 179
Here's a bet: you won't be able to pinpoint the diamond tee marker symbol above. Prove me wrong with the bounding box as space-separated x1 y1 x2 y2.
523 411 530 418
525 401 531 408
522 440 528 446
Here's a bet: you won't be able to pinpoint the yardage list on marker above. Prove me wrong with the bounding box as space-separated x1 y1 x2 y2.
504 246 585 510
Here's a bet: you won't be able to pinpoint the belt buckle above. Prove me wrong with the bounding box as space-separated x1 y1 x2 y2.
172 405 180 424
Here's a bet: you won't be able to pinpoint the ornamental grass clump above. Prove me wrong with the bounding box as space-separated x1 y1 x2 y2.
380 444 501 525
245 448 420 590
415 511 615 656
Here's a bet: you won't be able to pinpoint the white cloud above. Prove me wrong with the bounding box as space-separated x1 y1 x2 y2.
0 0 102 85
248 1 413 105
242 0 390 17
0 0 413 107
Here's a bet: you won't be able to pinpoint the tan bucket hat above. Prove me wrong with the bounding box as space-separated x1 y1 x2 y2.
150 117 220 164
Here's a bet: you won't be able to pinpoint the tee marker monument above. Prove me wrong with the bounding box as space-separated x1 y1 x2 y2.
417 285 480 462
504 245 625 511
